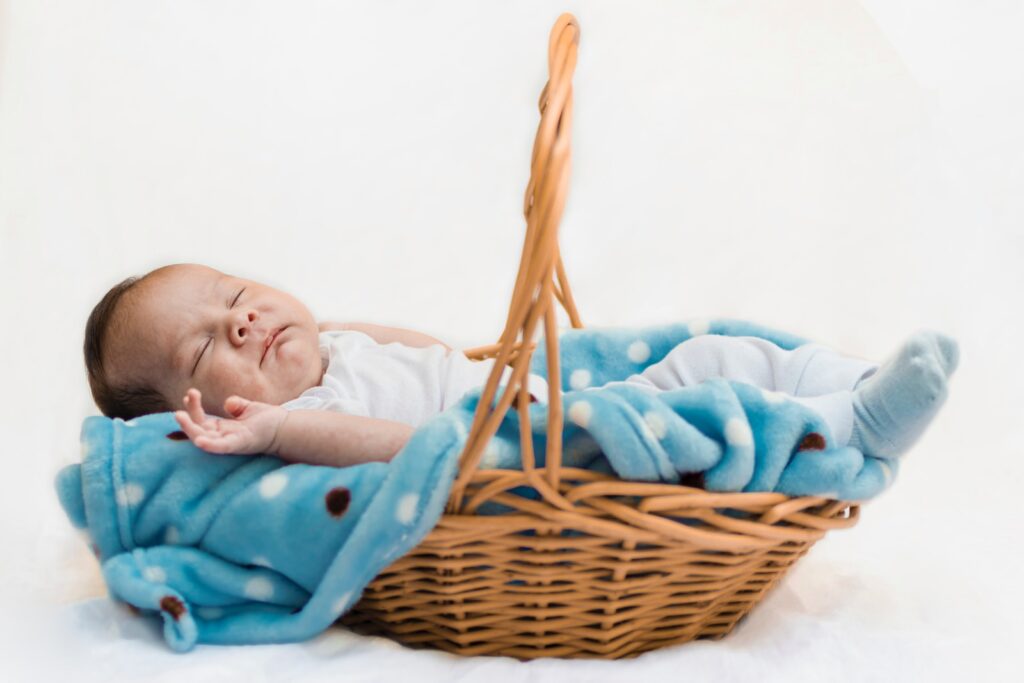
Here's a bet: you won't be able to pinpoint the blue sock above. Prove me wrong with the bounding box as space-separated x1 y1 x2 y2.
848 331 959 459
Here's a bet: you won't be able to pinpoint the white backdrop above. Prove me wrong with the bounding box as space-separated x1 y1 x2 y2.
1 1 1021 680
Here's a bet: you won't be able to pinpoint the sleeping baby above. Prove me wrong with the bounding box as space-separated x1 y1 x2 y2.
84 263 959 468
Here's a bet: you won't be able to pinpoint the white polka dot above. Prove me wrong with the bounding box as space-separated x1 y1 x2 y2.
143 566 167 583
724 418 753 447
761 389 786 404
627 340 651 364
244 577 274 600
480 442 501 469
164 526 180 545
251 556 272 568
396 493 419 524
569 368 592 390
259 472 288 499
688 319 711 337
116 483 144 507
878 461 892 482
332 591 353 614
197 606 224 620
124 419 138 428
568 400 593 428
638 421 655 442
644 411 667 440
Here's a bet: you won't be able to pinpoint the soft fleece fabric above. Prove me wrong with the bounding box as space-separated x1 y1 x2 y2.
55 318 897 652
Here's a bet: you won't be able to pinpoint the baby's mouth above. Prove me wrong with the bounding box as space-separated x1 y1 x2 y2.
260 327 285 367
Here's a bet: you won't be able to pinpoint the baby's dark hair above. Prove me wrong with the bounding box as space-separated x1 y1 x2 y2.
84 273 172 420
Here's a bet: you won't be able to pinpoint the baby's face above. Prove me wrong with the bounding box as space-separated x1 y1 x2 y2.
109 264 324 417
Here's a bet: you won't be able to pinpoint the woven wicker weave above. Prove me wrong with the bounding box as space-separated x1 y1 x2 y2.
339 13 860 659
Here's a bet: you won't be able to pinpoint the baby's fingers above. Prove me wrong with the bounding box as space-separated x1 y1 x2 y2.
183 389 207 425
175 410 209 444
224 395 250 418
175 408 248 455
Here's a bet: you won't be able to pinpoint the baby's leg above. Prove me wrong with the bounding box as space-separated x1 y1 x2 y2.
620 335 878 397
848 331 959 458
607 335 877 446
610 331 959 457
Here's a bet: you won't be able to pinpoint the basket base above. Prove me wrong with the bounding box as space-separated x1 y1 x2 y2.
339 608 753 660
337 540 813 660
334 480 857 660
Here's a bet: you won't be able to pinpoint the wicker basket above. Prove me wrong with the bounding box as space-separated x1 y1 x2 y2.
339 13 860 659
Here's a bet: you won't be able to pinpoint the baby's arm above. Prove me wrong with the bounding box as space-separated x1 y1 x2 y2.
270 410 414 466
319 321 453 352
175 388 414 467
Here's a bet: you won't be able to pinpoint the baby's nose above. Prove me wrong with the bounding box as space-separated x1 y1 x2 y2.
234 310 259 340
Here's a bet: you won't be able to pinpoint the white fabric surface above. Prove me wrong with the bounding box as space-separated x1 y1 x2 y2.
2 1 1021 681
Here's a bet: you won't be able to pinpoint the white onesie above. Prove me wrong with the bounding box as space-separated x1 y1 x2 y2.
281 330 551 429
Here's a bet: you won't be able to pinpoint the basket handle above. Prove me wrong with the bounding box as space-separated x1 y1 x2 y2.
447 13 583 514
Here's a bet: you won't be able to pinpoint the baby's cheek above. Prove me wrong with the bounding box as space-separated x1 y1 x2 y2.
237 375 271 403
212 365 266 404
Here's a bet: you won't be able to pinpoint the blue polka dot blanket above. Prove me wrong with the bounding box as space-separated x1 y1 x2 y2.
55 318 896 652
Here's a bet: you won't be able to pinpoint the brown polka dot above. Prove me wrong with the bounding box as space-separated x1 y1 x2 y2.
160 595 187 620
798 432 827 451
167 431 189 441
529 394 539 404
680 471 705 489
325 487 351 518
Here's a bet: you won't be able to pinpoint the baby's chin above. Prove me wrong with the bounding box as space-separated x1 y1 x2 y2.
269 352 322 404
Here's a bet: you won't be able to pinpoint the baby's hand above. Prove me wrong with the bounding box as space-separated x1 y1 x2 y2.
174 388 288 456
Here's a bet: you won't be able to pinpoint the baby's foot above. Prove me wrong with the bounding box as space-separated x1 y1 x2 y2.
848 331 959 459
